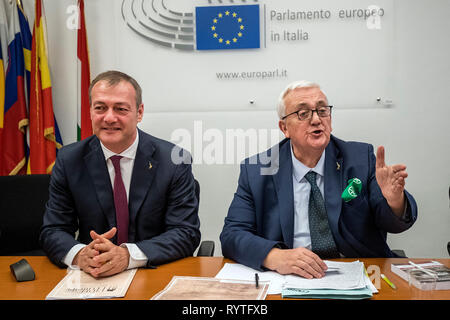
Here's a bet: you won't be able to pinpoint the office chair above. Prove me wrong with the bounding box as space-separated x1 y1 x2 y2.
0 174 51 256
193 179 215 257
392 249 407 258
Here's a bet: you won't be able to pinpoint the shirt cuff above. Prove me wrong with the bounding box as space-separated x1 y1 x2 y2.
400 198 411 222
62 244 86 269
120 243 148 269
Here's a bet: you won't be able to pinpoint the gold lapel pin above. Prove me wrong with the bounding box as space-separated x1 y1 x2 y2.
148 162 152 170
336 162 340 171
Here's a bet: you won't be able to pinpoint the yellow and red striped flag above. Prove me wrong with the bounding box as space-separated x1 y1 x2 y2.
77 0 92 141
27 0 62 174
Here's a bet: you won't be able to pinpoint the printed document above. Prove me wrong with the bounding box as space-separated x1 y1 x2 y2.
151 276 270 300
46 268 137 299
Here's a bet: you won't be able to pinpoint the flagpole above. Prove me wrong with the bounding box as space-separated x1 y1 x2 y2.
76 0 81 141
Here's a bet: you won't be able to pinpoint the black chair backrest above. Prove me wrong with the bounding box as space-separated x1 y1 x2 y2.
0 174 51 255
192 179 215 257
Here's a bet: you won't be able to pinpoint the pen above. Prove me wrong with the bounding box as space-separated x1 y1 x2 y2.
255 273 259 288
408 261 436 277
381 273 397 290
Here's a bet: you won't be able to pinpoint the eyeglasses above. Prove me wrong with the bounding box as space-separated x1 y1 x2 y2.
281 106 333 121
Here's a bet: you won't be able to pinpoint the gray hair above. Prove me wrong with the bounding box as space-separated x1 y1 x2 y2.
277 80 326 119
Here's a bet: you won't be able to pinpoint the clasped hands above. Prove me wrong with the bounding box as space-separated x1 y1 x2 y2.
72 227 130 278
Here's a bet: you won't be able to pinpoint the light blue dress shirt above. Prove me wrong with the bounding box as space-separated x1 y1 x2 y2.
290 143 326 250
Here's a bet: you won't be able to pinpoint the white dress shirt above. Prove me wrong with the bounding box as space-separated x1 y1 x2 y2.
63 131 148 269
291 142 326 250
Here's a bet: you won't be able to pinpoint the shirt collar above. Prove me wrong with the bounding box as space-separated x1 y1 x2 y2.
290 141 326 183
100 129 139 160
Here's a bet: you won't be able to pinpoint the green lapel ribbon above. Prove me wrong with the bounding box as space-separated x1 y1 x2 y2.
341 178 362 202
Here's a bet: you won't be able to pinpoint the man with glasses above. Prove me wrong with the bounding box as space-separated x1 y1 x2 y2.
220 81 417 278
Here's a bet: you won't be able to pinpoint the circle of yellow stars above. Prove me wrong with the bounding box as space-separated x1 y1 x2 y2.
211 11 244 45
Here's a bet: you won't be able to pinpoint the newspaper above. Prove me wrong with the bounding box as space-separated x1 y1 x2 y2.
151 276 270 300
46 268 137 300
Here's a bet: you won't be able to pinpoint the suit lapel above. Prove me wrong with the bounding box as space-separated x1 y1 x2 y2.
272 140 295 248
128 130 158 227
84 137 116 229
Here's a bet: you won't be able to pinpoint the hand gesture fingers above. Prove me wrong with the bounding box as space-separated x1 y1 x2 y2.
376 146 386 169
375 146 408 215
90 227 117 242
73 238 102 270
90 245 130 278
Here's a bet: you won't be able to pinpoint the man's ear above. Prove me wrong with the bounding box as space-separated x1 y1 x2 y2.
278 120 289 138
137 104 144 122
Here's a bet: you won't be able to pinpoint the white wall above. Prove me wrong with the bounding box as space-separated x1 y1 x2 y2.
22 0 450 258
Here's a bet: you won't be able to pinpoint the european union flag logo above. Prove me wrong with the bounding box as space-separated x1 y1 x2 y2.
196 5 260 50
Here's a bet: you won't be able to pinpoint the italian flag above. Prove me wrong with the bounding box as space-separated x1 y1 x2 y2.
77 0 92 141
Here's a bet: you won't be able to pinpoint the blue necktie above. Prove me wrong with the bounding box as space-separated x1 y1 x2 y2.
305 171 339 259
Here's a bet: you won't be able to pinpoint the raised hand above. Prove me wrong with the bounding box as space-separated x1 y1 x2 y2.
375 146 407 215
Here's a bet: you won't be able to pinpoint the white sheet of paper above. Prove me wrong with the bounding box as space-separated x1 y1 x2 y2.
284 261 365 290
215 263 285 294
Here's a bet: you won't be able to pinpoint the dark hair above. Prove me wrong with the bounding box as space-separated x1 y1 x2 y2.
88 70 142 108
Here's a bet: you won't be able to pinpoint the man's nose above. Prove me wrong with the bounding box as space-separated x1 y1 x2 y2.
310 110 322 124
103 108 117 123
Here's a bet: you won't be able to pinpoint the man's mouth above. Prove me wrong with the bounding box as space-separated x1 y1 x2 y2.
103 127 121 131
311 129 323 135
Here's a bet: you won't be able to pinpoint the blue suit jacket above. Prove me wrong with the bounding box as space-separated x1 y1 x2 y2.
220 136 417 270
40 129 201 268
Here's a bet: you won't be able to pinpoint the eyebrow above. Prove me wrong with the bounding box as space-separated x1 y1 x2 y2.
92 101 131 108
295 101 327 109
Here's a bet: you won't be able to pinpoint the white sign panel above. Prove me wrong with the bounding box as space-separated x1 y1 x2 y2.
115 0 394 112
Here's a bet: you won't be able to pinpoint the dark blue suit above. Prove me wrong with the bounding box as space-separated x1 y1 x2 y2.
40 129 201 268
220 136 417 271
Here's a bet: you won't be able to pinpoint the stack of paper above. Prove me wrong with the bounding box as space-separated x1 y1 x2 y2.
282 261 374 300
215 261 376 300
391 261 450 290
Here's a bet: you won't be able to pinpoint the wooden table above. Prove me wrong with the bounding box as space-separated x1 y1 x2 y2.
1 256 449 300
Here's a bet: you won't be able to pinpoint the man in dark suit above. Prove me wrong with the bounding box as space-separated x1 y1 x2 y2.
40 71 200 277
220 81 417 279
